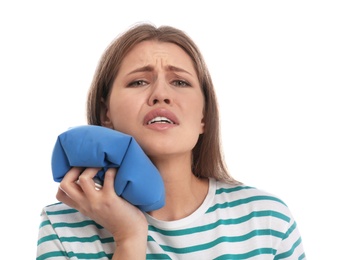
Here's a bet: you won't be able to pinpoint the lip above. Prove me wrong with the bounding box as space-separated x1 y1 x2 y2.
143 108 179 126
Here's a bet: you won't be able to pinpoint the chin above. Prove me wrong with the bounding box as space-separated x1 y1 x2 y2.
144 144 194 160
135 134 198 157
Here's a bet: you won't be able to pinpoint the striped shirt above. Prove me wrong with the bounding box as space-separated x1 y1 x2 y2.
36 178 306 259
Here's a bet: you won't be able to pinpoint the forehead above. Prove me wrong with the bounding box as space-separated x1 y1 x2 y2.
119 40 196 73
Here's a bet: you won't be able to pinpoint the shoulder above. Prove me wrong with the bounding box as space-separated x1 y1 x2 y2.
41 202 80 218
41 202 101 228
38 205 114 259
211 179 293 222
214 179 287 206
207 179 305 258
40 202 111 239
214 179 285 199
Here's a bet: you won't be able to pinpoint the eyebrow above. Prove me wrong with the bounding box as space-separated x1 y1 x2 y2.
127 65 193 76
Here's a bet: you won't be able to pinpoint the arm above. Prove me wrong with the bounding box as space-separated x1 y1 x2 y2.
113 235 147 260
57 167 148 259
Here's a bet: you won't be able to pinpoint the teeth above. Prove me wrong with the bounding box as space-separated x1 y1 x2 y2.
148 116 174 125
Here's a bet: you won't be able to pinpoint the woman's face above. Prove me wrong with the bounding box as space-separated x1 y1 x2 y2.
102 40 205 159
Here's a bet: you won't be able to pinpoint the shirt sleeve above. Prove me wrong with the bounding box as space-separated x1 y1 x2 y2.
274 213 307 259
36 209 70 260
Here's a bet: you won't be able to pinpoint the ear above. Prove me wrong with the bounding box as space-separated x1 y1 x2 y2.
100 98 114 128
199 117 205 134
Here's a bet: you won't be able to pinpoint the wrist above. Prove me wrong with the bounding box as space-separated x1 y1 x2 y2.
113 232 148 259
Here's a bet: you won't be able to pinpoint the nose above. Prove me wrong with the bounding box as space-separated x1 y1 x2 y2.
147 79 172 106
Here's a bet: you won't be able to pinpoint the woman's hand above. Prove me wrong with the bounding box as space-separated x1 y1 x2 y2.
56 167 148 259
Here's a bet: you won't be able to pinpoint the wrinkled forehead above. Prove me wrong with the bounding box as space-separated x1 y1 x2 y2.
119 41 197 75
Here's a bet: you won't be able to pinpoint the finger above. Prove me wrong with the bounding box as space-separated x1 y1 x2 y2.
78 167 101 195
59 167 84 196
62 167 84 182
102 168 117 195
56 186 78 209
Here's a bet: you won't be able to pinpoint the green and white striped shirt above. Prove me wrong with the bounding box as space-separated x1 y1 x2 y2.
37 178 306 259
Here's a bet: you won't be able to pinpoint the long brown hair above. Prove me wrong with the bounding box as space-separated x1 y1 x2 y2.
87 23 240 184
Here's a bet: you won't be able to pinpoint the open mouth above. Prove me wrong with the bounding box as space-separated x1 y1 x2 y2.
147 116 175 125
144 108 179 126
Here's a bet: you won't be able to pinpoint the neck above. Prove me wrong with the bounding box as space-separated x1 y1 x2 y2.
148 154 209 221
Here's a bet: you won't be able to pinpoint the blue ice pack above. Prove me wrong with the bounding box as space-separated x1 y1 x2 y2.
51 125 165 212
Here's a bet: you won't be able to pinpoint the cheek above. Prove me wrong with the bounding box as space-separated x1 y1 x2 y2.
108 95 140 131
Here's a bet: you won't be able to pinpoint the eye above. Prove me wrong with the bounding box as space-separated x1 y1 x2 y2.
127 80 148 87
172 80 191 87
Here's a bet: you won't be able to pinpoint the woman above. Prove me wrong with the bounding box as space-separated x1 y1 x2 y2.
37 23 306 259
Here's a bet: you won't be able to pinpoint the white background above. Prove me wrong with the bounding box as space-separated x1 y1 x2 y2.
1 1 338 259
